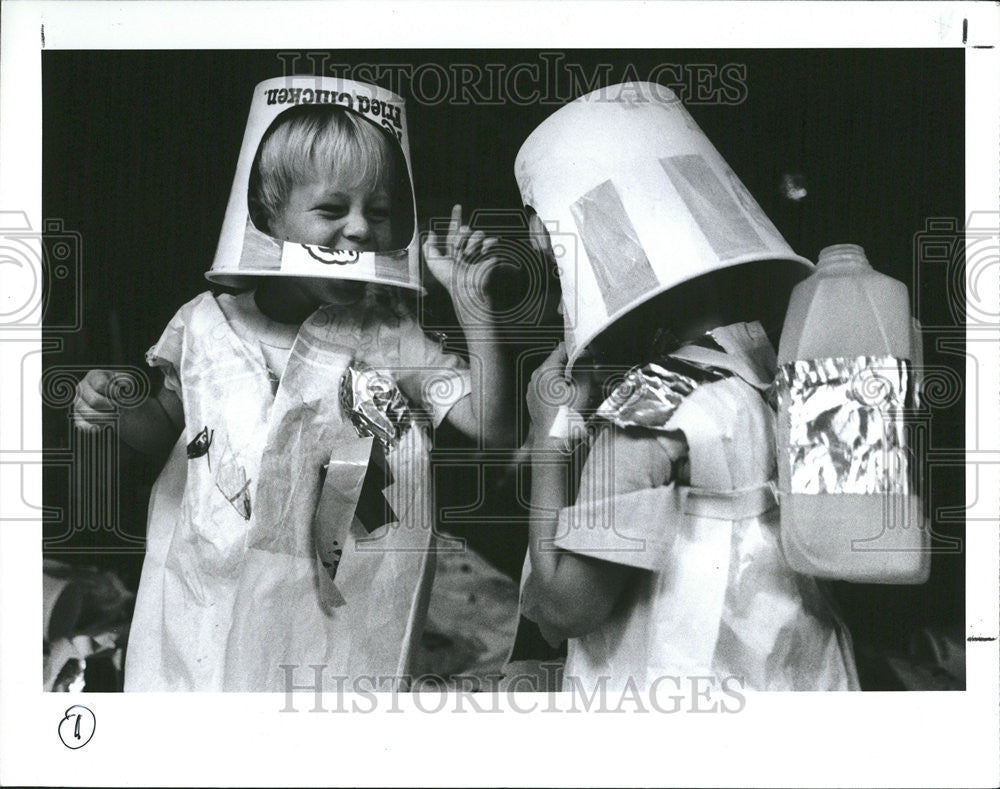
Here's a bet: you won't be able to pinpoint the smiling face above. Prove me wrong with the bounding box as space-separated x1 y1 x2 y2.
245 104 413 317
250 104 407 253
268 172 394 252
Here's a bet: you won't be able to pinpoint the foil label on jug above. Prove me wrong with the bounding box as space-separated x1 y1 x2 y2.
777 356 916 495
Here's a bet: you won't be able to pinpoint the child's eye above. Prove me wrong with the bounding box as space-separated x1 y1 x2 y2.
316 204 348 218
367 206 391 222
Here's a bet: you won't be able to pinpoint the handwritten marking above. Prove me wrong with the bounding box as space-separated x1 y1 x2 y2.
58 705 96 750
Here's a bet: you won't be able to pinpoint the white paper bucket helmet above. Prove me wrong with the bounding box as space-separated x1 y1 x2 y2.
514 82 813 370
207 76 422 292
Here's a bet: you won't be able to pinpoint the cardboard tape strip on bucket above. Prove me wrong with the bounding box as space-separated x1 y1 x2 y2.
207 76 423 292
514 81 813 372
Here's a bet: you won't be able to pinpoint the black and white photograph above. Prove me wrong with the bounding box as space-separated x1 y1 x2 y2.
1 1 998 786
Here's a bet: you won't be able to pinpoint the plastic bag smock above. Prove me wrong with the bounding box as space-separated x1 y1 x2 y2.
125 292 469 691
522 323 860 691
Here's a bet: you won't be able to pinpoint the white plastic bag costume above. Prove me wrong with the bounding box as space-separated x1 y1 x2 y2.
125 78 470 691
545 323 858 690
514 82 858 690
125 292 468 691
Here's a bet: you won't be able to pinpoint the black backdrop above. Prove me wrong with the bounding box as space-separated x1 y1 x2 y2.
42 49 965 688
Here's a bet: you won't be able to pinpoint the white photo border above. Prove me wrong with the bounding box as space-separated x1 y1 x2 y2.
1 1 998 787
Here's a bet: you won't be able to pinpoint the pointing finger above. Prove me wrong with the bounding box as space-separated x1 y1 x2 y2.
447 204 463 254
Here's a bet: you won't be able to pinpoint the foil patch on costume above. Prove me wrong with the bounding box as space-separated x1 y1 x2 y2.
777 356 914 495
595 363 698 430
595 346 730 431
340 362 412 452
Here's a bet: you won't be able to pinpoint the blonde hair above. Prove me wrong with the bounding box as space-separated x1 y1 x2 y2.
249 104 398 235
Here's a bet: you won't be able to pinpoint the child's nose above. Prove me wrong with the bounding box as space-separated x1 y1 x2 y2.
342 209 371 242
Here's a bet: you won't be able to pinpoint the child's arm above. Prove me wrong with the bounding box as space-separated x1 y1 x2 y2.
523 344 685 645
524 441 636 645
74 369 184 458
422 204 513 447
521 343 630 643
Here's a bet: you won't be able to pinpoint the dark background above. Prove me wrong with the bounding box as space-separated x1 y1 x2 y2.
42 49 965 689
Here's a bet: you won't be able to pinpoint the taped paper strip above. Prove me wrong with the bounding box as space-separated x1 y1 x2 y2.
570 179 660 316
312 439 372 610
660 154 768 259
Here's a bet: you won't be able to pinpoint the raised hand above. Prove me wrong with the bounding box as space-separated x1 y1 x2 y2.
422 204 501 318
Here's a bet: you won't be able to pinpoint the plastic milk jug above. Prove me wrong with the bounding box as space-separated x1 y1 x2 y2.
776 244 930 584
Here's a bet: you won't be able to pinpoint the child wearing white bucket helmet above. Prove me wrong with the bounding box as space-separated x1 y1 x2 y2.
73 78 512 691
515 83 859 691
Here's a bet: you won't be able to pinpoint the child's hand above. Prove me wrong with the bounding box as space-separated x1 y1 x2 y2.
72 368 183 455
73 369 130 431
422 204 500 318
525 343 592 451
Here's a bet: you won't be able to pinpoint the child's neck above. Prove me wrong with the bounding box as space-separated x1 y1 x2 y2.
253 283 318 325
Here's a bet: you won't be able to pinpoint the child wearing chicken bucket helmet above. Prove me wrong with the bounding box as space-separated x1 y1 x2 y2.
514 82 859 691
73 78 512 691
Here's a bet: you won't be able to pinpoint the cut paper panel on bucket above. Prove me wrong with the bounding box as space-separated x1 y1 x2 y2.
660 154 768 260
238 219 282 272
374 250 413 284
570 179 660 316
